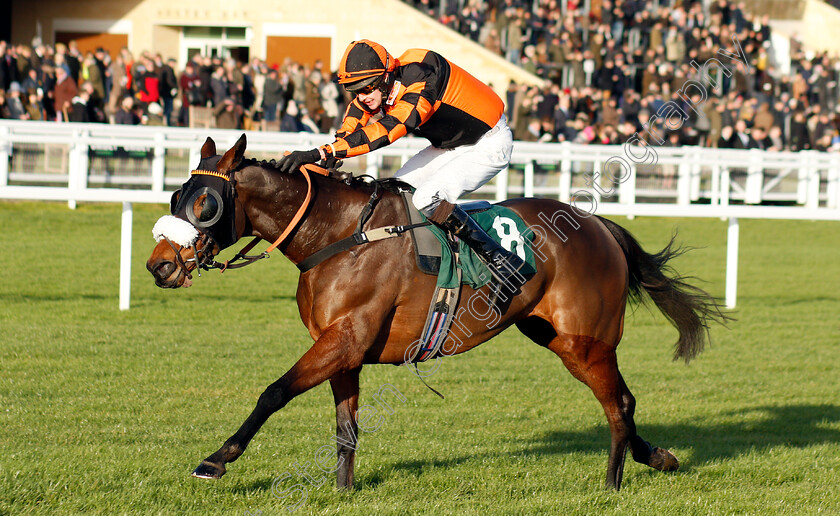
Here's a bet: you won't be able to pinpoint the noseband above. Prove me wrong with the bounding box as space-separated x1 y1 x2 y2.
161 232 220 280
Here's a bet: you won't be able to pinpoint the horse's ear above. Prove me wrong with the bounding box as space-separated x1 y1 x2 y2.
200 137 216 159
217 134 247 173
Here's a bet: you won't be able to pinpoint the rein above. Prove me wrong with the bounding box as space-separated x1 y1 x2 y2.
197 163 330 273
182 163 423 276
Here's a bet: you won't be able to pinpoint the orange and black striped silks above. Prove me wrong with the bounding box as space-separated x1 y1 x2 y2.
323 49 504 159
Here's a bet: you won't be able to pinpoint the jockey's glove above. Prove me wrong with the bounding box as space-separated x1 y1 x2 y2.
278 148 321 173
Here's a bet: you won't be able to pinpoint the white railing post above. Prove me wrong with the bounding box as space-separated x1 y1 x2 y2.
559 142 572 202
151 132 166 192
726 216 739 309
721 167 731 206
495 165 509 201
720 167 731 220
524 161 535 198
690 147 702 201
67 129 82 209
710 164 721 206
677 154 691 205
619 163 636 205
591 154 602 204
119 201 133 311
828 153 840 209
807 151 821 209
745 148 763 204
0 125 10 186
79 130 90 192
189 145 202 171
798 151 818 207
619 163 636 220
365 153 380 179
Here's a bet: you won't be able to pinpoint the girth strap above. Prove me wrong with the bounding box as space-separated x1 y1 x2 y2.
297 179 400 273
298 227 396 272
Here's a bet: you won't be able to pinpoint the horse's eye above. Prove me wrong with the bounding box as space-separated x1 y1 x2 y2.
196 194 219 223
184 187 224 228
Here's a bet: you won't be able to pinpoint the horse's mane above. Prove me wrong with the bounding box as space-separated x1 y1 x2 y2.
241 157 413 195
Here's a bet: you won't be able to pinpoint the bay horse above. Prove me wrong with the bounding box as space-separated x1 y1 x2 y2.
146 135 727 491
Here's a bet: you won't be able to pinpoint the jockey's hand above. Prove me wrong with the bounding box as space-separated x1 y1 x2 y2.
278 149 321 173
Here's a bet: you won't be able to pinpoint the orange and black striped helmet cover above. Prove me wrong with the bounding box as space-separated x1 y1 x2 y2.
337 40 395 85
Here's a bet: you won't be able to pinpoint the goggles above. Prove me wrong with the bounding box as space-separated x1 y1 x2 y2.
354 75 384 96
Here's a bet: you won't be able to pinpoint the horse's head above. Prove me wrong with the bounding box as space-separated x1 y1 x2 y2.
146 135 249 288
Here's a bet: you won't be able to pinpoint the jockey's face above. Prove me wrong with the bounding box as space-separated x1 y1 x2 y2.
357 88 383 111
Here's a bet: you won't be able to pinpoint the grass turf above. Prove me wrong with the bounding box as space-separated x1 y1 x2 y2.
1 201 839 515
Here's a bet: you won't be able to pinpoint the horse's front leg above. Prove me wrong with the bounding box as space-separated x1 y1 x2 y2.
192 322 365 479
329 368 361 489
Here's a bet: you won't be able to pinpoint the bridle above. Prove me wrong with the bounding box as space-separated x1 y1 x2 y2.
165 162 330 279
161 232 220 281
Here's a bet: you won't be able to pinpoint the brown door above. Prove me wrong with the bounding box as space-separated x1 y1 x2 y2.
266 36 330 70
55 32 129 60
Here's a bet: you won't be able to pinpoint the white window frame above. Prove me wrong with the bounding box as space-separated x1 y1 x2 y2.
179 25 252 65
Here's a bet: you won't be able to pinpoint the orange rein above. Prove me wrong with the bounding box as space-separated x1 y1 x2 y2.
264 162 330 253
191 161 329 272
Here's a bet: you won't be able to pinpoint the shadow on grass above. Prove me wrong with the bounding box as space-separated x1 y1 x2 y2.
222 404 840 493
369 403 840 485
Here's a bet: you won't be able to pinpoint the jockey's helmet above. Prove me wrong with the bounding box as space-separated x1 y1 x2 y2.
337 40 395 93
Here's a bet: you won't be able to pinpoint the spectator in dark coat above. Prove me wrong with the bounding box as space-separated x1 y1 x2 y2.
279 100 305 132
788 111 810 151
158 57 179 126
21 68 40 95
209 66 229 106
214 98 242 129
114 96 140 125
0 41 19 91
731 120 760 149
6 82 27 119
262 68 284 122
68 92 91 123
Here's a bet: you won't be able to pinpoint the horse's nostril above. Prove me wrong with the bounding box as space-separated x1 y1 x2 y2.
153 261 176 281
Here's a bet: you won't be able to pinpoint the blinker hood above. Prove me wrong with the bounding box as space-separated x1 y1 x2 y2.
170 171 238 250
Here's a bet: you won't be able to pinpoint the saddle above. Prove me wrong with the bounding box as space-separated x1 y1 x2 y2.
399 190 492 276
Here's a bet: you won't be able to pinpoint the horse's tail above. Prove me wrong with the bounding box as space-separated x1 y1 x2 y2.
598 216 731 363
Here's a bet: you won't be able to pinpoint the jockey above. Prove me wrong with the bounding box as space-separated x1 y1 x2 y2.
278 39 525 291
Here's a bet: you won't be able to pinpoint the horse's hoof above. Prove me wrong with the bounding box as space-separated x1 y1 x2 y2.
648 447 679 471
192 460 226 479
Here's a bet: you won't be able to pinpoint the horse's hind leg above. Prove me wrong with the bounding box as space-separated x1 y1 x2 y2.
545 334 677 490
619 372 680 474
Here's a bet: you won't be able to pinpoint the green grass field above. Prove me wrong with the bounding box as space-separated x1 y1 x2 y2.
1 201 839 515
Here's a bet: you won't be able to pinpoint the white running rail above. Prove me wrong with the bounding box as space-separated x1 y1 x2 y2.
2 120 839 310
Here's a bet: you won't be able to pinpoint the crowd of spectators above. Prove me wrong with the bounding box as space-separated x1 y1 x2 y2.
2 0 840 152
404 0 840 151
0 38 348 134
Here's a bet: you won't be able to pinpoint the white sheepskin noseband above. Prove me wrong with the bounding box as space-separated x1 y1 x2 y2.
153 215 200 247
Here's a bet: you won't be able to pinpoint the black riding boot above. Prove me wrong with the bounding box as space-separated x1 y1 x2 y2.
429 201 526 293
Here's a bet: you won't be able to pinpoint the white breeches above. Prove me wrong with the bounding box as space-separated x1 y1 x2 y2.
394 115 513 215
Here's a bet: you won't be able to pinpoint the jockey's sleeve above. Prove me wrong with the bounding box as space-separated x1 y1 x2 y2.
321 82 434 159
334 98 373 139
